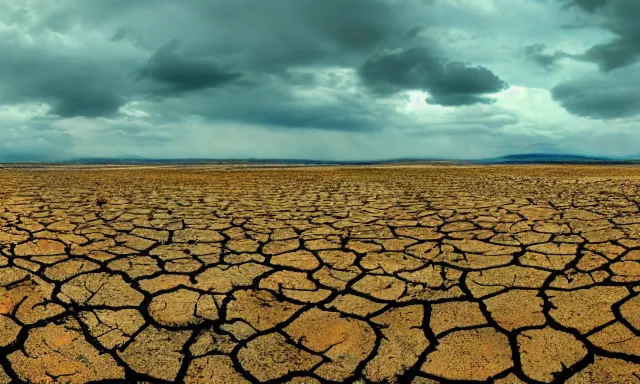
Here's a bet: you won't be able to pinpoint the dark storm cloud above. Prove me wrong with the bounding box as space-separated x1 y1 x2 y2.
60 0 403 70
10 0 637 160
564 0 608 12
178 0 409 76
564 0 640 71
359 48 508 106
0 39 130 117
551 66 640 119
138 40 242 96
582 34 640 72
44 0 399 53
291 0 396 50
0 0 522 149
49 91 125 118
152 72 392 132
0 0 410 122
523 44 573 70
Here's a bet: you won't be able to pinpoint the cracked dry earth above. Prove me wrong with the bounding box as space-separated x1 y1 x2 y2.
0 166 639 384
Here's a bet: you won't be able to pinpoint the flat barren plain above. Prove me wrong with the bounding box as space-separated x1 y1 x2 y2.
0 165 639 384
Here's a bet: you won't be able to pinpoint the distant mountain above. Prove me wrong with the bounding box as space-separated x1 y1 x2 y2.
59 157 454 166
64 158 392 165
476 153 624 164
4 153 639 166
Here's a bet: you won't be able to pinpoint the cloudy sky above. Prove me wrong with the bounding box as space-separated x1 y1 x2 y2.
1 0 639 161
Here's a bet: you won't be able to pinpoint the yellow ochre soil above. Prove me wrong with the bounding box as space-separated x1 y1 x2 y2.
0 165 639 383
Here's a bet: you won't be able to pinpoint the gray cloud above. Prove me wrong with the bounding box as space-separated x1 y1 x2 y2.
1 0 509 126
564 0 640 71
121 0 404 71
291 0 396 50
0 38 131 117
582 35 640 72
0 0 411 121
138 40 242 96
149 71 393 132
551 65 640 119
564 0 608 13
524 44 574 70
359 48 508 106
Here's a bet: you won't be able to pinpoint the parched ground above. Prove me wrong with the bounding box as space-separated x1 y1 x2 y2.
0 165 639 384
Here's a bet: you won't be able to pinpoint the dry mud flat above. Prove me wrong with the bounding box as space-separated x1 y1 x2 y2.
0 165 639 383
